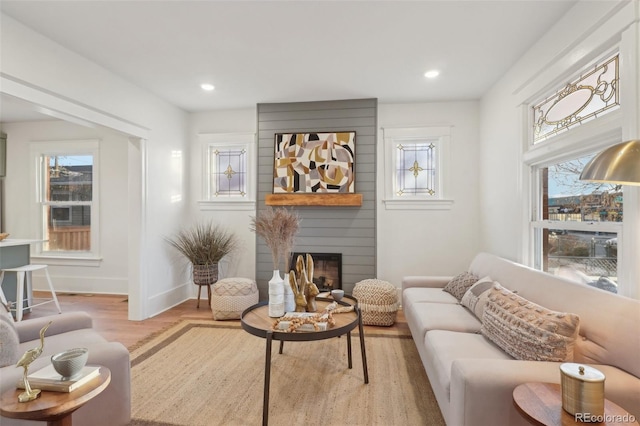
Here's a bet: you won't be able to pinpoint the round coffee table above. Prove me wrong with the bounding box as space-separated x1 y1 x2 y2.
513 382 638 426
241 296 368 426
0 367 111 426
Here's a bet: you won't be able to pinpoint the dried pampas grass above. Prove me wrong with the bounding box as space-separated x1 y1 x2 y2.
250 207 300 270
166 222 238 266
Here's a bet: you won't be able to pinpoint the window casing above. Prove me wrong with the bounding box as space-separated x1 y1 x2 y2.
198 133 255 211
526 50 624 292
382 126 453 210
31 140 100 260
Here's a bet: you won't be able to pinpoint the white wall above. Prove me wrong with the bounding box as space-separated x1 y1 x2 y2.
189 102 482 295
188 109 257 285
1 14 190 319
377 101 481 287
479 0 640 294
2 120 130 294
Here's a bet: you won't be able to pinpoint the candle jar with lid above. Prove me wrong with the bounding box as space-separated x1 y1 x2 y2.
560 363 605 418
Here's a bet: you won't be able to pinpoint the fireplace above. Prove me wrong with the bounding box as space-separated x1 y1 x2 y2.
289 252 342 291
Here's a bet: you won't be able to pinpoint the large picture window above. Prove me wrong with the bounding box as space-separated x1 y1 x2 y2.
532 153 622 292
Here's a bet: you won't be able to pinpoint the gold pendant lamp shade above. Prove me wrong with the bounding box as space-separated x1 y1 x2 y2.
579 140 640 186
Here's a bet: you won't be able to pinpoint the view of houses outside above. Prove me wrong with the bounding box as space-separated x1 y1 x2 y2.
543 154 621 292
43 155 93 252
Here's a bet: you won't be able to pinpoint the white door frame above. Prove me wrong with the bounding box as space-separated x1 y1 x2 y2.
1 76 149 320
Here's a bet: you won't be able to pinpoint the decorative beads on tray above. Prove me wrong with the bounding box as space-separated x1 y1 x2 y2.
271 302 354 332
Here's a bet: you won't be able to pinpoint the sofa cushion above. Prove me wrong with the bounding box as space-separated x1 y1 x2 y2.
407 302 482 337
0 314 19 367
424 330 512 403
481 283 580 362
460 276 494 319
443 272 479 301
404 287 459 306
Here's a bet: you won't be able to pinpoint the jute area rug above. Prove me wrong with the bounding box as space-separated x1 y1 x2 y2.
129 320 444 426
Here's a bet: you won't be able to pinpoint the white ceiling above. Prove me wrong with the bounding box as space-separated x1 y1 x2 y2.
1 0 578 120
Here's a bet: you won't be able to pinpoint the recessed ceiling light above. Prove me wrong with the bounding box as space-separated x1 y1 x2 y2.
201 83 215 91
424 70 440 79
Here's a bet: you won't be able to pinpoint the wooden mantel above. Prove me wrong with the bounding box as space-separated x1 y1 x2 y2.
265 193 363 206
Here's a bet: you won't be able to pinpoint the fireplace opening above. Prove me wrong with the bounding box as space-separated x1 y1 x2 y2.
289 252 342 291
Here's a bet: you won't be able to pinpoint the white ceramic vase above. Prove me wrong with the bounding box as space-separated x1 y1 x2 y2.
283 274 295 313
268 270 285 317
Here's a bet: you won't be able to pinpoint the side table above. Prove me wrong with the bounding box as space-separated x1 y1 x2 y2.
1 366 111 426
513 382 638 426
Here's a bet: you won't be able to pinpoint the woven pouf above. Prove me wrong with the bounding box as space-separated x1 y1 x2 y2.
211 278 259 320
352 279 399 326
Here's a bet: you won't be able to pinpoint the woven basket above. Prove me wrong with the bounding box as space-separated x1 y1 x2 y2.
192 263 219 286
353 279 399 326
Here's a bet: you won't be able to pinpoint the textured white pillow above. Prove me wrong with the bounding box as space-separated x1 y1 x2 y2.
460 276 494 319
0 314 19 367
443 272 479 301
481 283 580 362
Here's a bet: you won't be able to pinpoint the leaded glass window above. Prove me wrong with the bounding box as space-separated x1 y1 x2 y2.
533 54 619 143
396 142 438 197
382 126 451 210
210 147 247 197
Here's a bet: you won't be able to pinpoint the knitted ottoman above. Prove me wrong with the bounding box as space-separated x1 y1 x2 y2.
211 278 259 320
352 279 399 326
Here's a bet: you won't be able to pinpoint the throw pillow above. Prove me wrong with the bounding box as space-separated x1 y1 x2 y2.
460 276 494 319
443 272 479 301
0 314 20 368
481 283 580 362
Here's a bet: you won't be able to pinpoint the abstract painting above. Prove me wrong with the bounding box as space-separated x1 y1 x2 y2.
273 132 355 193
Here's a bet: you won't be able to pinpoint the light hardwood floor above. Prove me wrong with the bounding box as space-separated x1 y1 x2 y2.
25 291 409 349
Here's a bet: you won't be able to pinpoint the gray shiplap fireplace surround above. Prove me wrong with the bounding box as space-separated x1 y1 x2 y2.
255 98 377 299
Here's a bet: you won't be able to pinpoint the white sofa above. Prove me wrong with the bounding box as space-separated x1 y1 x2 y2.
402 252 640 426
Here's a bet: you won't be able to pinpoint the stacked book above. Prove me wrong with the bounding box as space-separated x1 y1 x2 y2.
17 365 101 392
